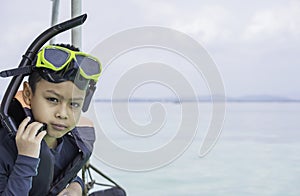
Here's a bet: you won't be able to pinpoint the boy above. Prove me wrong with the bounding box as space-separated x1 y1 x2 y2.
0 44 101 195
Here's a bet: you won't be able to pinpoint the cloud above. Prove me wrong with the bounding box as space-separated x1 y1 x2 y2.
130 0 300 46
130 1 232 43
242 1 300 41
171 5 232 43
1 0 299 98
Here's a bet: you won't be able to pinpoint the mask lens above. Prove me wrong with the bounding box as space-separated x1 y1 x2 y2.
44 48 70 68
76 55 101 76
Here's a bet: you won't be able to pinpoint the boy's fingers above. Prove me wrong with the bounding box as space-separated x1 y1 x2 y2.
18 118 46 140
17 116 31 134
36 130 47 141
26 122 44 137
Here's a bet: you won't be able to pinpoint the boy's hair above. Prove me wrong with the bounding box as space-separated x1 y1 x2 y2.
28 44 80 94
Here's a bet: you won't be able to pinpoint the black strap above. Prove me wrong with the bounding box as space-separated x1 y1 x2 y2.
29 141 54 196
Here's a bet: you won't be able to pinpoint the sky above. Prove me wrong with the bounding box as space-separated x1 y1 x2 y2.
1 0 300 99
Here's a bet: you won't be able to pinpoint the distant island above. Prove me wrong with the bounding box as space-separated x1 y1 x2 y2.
94 95 300 103
225 95 300 102
1 94 297 103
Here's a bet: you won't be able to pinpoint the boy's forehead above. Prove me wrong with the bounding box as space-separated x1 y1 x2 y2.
35 79 86 98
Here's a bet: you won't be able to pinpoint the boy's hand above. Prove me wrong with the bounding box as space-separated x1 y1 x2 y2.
57 182 82 196
16 117 47 158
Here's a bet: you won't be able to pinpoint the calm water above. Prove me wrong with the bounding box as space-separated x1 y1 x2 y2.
84 102 300 196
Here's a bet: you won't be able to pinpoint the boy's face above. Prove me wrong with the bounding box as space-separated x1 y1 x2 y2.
23 79 86 139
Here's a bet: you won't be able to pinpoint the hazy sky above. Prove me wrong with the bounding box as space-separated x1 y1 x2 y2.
1 0 300 99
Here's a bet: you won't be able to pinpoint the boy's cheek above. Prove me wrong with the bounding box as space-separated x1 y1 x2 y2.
72 113 82 125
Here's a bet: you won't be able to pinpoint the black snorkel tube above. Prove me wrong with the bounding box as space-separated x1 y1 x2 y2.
0 14 87 133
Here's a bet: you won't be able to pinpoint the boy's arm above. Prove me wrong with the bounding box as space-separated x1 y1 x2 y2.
0 155 40 195
0 117 46 195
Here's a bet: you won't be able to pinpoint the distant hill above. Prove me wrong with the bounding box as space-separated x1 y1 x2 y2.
93 95 300 103
226 95 300 102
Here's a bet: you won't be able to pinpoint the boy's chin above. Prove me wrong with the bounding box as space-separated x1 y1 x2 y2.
46 129 69 139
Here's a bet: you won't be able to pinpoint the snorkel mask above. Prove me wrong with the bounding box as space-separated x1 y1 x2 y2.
36 45 101 84
0 14 95 133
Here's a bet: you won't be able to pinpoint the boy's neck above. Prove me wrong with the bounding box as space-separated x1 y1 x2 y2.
43 135 58 149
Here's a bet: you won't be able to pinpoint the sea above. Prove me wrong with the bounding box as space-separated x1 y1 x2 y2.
83 102 300 196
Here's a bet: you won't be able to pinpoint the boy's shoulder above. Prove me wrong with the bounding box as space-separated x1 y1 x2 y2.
77 116 94 128
72 116 96 153
74 116 95 141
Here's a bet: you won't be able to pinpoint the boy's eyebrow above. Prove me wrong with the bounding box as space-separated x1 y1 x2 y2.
46 90 63 99
45 90 84 101
71 97 84 101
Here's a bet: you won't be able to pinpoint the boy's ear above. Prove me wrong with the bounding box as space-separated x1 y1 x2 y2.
22 82 33 105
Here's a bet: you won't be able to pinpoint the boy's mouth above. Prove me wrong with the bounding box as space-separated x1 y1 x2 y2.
51 123 68 131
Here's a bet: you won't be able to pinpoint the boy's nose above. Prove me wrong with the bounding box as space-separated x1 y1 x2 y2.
55 106 68 119
55 112 68 119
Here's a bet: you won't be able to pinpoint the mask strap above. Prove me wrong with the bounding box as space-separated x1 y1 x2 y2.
82 81 96 112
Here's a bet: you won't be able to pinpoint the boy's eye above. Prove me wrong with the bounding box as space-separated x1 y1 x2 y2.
47 97 59 103
70 102 81 108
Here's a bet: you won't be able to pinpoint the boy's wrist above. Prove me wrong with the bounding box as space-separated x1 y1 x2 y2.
14 155 40 177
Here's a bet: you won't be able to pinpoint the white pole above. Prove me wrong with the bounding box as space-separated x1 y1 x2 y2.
50 0 60 44
71 0 82 49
